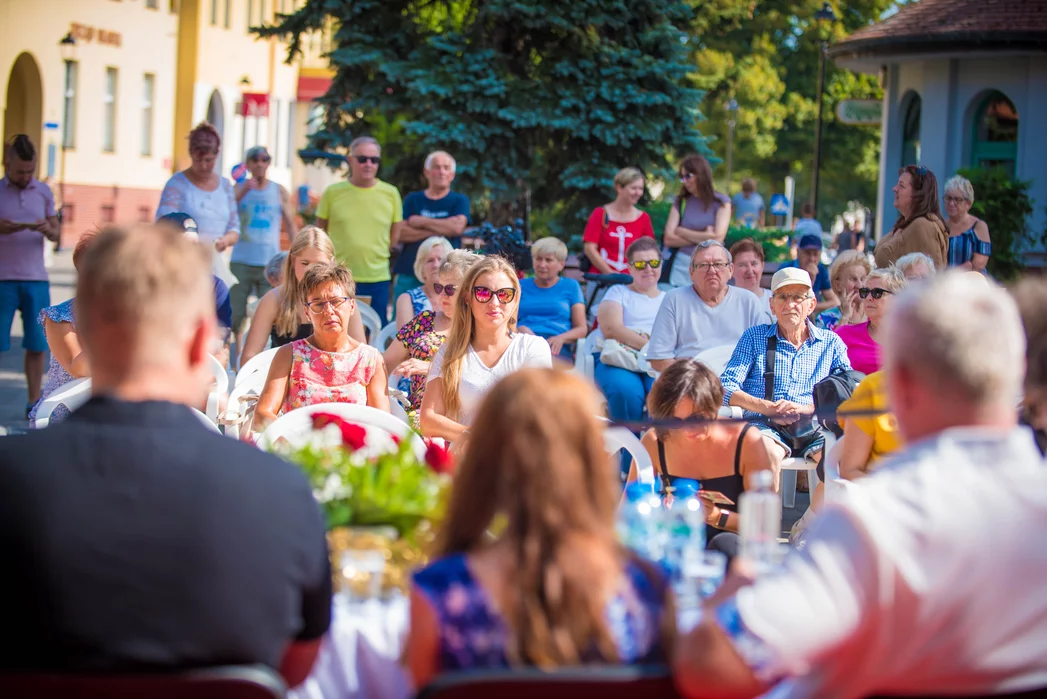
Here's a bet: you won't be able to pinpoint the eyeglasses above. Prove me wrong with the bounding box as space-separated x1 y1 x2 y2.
354 155 381 165
693 262 730 272
944 195 969 205
858 287 893 300
679 172 695 183
630 259 662 270
472 286 517 304
305 296 351 314
433 283 456 296
773 293 811 304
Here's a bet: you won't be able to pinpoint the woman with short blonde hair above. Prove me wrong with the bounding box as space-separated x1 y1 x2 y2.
582 167 655 274
518 237 586 358
394 235 453 329
943 174 991 272
834 265 908 374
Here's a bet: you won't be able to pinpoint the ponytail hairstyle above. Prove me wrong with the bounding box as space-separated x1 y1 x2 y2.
440 255 520 420
275 226 335 337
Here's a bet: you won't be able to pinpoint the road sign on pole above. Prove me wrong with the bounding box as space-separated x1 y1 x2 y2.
769 193 790 217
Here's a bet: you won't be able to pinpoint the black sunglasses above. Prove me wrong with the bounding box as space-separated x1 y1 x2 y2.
630 259 662 270
433 283 456 297
858 287 893 300
472 286 517 304
354 155 381 165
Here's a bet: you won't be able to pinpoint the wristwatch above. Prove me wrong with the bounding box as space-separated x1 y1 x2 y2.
716 509 731 529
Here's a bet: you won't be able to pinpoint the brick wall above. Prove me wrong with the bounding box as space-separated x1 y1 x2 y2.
57 184 162 247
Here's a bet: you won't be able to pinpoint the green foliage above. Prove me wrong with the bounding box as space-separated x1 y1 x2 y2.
261 0 714 232
957 167 1045 281
725 226 791 262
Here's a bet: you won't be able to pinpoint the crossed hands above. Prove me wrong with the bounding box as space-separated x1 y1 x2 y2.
765 399 813 425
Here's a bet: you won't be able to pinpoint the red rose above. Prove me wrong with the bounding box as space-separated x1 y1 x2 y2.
311 412 368 451
424 440 455 475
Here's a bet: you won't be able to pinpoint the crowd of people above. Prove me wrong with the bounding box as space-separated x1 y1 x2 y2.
2 125 1044 698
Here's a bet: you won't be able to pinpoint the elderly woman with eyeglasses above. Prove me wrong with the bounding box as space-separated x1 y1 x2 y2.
253 262 389 430
943 175 992 273
834 265 908 375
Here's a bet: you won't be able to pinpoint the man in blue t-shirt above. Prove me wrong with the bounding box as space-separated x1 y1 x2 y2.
393 151 471 298
731 178 765 229
779 233 839 317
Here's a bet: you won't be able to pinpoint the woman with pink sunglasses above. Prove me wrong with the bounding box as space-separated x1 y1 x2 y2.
384 250 481 412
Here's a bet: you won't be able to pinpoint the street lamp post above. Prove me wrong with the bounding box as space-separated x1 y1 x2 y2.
725 98 739 192
810 2 837 216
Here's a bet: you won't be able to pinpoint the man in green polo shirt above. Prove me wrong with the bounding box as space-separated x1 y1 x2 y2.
316 136 402 324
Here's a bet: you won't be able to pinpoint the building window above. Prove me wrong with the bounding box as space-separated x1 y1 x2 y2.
272 98 281 166
145 0 158 8
62 60 78 150
901 93 921 166
141 73 155 156
103 67 118 153
224 0 231 28
139 206 152 222
62 204 75 223
971 91 1019 176
210 0 218 24
247 0 254 29
101 205 115 223
287 99 296 167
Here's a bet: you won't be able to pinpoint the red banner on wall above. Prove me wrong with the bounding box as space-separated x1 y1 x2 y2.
240 92 270 117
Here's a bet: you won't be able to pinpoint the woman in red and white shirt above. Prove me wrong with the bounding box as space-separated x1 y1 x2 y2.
582 168 655 274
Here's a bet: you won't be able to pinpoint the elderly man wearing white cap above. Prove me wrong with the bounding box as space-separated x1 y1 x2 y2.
719 266 852 474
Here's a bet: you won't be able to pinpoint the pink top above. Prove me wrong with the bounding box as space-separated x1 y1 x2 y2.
281 339 380 414
0 177 57 281
834 321 880 375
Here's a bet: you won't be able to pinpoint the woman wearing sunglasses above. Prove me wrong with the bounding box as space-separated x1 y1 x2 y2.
517 237 586 359
420 256 553 444
594 238 667 430
253 262 389 431
385 250 482 413
662 154 731 287
834 266 908 374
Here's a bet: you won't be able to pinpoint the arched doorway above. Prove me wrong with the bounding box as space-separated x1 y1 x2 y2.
3 52 44 161
206 89 225 174
970 91 1018 176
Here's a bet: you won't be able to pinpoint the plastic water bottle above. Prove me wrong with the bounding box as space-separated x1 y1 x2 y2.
739 470 782 575
664 480 706 602
617 482 666 560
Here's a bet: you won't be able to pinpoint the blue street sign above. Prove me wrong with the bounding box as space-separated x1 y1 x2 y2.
44 121 60 130
769 193 790 216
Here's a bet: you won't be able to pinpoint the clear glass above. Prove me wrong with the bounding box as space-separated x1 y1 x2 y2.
339 549 385 604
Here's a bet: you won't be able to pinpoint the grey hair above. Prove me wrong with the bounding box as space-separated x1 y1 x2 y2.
424 150 456 172
865 265 908 294
895 252 936 277
349 136 381 155
413 236 453 281
689 239 732 265
883 271 1025 407
265 251 288 283
944 175 975 204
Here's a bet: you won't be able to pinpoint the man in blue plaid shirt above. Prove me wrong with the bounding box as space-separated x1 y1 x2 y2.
719 267 852 471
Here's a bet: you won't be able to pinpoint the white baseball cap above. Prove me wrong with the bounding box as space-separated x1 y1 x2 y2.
770 267 813 294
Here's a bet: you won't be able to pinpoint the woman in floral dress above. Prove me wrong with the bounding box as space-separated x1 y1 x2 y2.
384 250 481 415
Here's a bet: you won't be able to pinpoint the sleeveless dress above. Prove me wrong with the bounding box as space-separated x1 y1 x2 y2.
395 311 446 411
412 553 668 672
946 220 992 268
407 286 432 316
281 340 381 414
28 299 77 427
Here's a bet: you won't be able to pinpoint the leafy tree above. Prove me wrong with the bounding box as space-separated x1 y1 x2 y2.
261 0 714 233
958 167 1046 281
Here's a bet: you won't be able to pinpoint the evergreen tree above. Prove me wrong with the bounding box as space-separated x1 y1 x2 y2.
261 0 713 231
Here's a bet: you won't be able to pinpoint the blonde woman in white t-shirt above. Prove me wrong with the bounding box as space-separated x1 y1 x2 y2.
594 237 666 426
420 256 552 444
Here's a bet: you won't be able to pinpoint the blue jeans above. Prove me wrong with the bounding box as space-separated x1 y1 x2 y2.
594 357 655 477
355 280 391 326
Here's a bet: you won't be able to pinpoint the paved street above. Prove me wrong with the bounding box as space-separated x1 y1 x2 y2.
0 249 75 432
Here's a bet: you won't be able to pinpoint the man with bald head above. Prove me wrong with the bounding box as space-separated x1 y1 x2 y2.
0 225 330 687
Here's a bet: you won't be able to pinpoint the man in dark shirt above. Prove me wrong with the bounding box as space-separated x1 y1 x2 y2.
0 224 331 687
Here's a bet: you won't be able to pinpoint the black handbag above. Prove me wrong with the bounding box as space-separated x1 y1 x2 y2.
813 368 866 437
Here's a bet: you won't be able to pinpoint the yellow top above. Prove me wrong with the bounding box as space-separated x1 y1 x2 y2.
317 180 403 283
838 371 903 467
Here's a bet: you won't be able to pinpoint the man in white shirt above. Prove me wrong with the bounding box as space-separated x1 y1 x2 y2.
648 240 769 373
675 272 1047 699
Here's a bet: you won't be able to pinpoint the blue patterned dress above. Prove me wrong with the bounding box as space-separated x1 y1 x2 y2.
28 299 77 427
412 553 668 672
407 286 432 316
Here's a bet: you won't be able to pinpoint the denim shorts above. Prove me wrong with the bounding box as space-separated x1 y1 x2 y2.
0 280 51 353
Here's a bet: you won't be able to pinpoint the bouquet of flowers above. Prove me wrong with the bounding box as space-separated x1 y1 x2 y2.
274 411 453 539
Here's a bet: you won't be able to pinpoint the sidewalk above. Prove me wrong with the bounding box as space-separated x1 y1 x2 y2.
0 249 76 431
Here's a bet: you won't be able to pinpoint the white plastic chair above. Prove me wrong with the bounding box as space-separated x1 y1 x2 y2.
257 403 424 459
375 321 399 351
221 369 270 439
602 420 654 486
693 344 737 377
32 377 92 428
389 399 411 425
191 407 222 433
236 347 280 387
637 342 658 379
205 354 230 424
574 333 596 381
358 302 382 345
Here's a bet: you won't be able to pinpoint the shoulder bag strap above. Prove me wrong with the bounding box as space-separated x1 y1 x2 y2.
601 206 609 229
655 438 673 494
733 423 754 476
763 335 777 403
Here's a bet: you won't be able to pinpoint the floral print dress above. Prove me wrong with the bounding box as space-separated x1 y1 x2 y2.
411 553 668 671
395 310 447 411
28 299 77 427
281 339 380 414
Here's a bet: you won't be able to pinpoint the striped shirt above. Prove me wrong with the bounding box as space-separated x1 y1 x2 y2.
946 223 991 268
719 322 851 423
